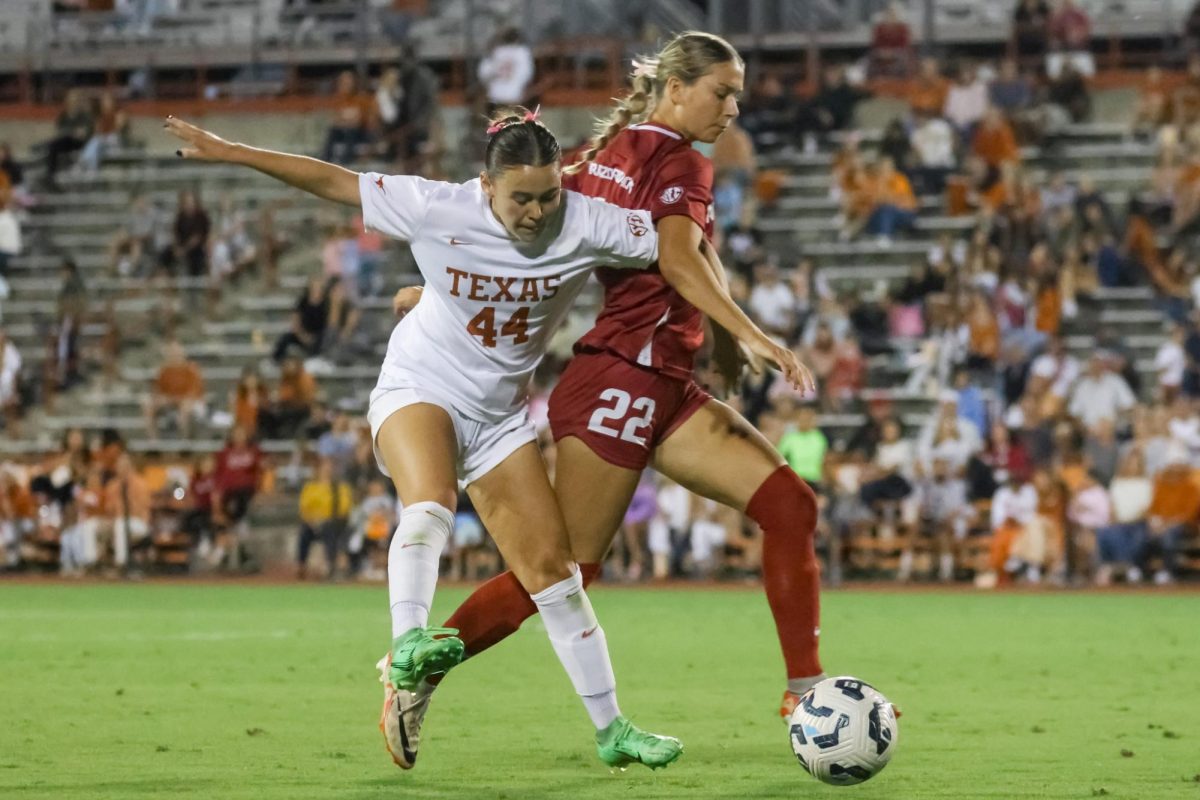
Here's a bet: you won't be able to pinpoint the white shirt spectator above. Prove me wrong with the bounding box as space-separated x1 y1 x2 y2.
912 116 956 168
1030 352 1080 397
748 280 796 332
0 336 21 406
1068 484 1111 529
991 483 1038 530
1155 339 1186 389
876 439 916 480
1108 476 1153 523
944 79 989 130
1068 371 1135 428
478 43 535 105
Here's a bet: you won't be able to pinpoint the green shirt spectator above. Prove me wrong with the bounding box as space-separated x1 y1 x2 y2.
778 414 828 484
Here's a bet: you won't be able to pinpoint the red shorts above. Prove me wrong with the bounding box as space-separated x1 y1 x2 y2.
548 349 712 470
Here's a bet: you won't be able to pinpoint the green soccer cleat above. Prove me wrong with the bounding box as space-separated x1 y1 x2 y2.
386 627 465 692
595 716 683 771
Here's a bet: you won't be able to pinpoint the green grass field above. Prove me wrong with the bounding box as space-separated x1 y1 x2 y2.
1 583 1198 800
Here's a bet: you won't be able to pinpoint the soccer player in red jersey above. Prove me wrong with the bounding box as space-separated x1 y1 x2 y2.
432 31 825 721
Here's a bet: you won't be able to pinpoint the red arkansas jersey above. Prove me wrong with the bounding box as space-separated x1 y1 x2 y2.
563 122 714 380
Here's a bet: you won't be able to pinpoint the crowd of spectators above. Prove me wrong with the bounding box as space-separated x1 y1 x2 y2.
3 4 1200 586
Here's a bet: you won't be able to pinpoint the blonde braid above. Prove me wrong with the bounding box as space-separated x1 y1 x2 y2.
563 72 656 175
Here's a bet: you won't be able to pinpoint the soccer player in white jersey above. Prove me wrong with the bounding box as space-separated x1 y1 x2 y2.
164 109 683 771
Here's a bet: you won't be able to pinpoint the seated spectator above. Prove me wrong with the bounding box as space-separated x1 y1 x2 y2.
76 90 128 174
109 193 164 278
59 464 103 576
316 411 357 475
0 464 34 568
908 58 949 119
143 339 206 439
903 457 973 581
103 452 152 572
1069 354 1136 429
273 274 330 363
347 477 396 579
180 454 219 564
911 110 957 194
1038 63 1092 136
296 456 354 580
1047 0 1094 79
42 88 94 187
944 62 989 140
985 468 1039 586
0 328 23 435
989 59 1034 118
322 70 372 165
863 157 918 244
859 418 914 509
748 262 797 337
869 2 913 77
0 142 25 203
1141 458 1200 584
809 64 869 135
212 424 263 566
159 189 211 279
740 72 797 150
964 289 1001 370
260 357 318 440
229 367 268 440
1012 0 1052 61
478 27 535 112
972 107 1020 169
1095 449 1152 585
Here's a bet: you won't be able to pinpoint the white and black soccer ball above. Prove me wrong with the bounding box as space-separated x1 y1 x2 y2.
788 676 898 786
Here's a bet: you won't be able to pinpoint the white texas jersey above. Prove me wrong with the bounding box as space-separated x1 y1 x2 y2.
359 172 657 422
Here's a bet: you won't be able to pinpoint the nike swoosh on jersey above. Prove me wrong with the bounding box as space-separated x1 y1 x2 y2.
581 626 598 639
449 237 472 246
401 542 431 549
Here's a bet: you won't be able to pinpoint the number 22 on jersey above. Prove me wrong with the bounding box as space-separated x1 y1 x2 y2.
588 388 656 446
467 306 530 348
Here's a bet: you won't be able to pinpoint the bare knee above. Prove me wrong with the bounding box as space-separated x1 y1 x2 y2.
517 552 577 595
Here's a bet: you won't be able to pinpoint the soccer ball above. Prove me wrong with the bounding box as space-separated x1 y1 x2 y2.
788 676 898 785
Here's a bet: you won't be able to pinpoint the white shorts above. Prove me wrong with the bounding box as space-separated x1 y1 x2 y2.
368 381 537 488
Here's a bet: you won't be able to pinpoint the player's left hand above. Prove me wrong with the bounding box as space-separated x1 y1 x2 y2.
392 285 424 318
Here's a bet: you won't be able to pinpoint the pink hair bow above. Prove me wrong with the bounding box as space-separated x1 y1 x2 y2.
631 58 657 79
486 105 543 135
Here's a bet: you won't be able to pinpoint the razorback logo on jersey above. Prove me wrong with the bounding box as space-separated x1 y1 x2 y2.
659 186 683 204
374 176 386 193
626 212 648 237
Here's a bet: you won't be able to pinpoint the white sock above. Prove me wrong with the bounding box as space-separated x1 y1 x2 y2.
530 568 620 729
387 501 453 640
582 691 621 730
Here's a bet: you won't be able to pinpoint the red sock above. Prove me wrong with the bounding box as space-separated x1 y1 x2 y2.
431 562 603 683
746 465 823 680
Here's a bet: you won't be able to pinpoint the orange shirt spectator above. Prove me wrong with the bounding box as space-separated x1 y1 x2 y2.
103 465 152 521
876 169 917 211
156 360 205 401
1148 464 1200 524
278 365 317 408
909 59 948 117
1035 283 1062 334
972 112 1020 168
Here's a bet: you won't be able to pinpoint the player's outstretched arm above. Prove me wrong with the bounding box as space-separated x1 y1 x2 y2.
657 215 814 393
163 116 360 207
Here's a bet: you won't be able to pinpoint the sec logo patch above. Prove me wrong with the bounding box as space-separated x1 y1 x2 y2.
626 213 648 237
659 186 683 204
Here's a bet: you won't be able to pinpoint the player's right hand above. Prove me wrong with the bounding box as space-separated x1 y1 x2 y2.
163 116 235 162
392 285 424 318
748 337 816 396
